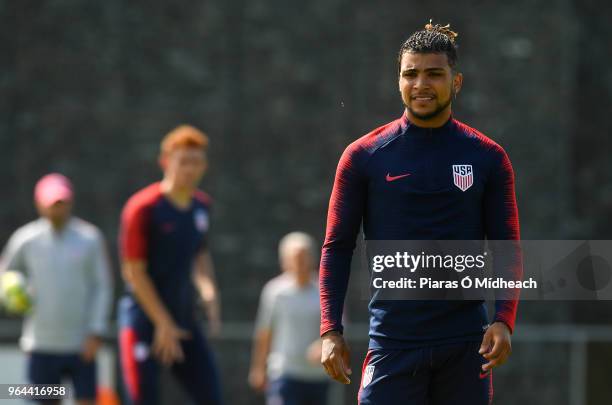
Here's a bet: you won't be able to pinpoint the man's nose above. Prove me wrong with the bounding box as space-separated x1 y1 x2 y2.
412 74 429 90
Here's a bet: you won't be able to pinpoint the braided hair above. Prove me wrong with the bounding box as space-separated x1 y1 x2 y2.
397 20 459 73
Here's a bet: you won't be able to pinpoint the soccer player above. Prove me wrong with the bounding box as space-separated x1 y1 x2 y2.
249 232 329 405
0 173 113 405
319 22 522 405
118 125 222 405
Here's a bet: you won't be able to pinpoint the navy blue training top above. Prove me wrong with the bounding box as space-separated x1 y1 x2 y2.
119 182 212 328
319 113 521 349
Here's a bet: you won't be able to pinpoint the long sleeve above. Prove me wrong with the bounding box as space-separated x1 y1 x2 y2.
484 146 522 333
87 230 113 336
0 230 28 274
320 144 368 336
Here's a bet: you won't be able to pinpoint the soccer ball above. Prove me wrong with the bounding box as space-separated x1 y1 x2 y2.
0 270 32 315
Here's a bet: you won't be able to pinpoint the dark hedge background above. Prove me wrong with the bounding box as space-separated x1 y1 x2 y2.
1 0 611 404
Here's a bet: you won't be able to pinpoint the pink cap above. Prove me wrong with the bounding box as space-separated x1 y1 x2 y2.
34 173 73 208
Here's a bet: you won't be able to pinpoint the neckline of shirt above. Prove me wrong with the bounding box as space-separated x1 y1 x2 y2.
38 216 75 237
399 112 456 137
153 182 196 213
279 273 318 291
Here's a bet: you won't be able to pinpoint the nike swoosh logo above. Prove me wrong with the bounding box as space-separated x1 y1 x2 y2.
386 173 411 182
479 371 490 379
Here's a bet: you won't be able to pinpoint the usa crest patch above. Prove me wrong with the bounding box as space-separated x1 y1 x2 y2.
362 365 375 388
452 165 473 191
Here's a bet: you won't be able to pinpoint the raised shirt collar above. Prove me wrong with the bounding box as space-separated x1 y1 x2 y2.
399 111 455 136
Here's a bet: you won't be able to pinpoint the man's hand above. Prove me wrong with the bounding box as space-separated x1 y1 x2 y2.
321 331 352 384
152 319 192 366
81 335 103 363
479 322 512 372
248 366 267 392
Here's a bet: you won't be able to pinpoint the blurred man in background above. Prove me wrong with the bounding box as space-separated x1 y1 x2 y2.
118 125 222 405
249 232 329 405
319 21 521 405
0 173 113 405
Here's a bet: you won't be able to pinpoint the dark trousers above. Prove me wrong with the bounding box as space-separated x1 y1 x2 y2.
266 376 329 405
358 341 493 405
28 351 96 401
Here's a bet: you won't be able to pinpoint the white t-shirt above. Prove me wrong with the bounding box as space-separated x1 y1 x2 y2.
255 273 327 381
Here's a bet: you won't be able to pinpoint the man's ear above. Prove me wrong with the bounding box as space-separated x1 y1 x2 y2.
453 72 463 94
158 154 167 170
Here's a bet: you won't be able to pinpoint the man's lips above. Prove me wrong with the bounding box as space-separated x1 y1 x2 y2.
411 95 435 101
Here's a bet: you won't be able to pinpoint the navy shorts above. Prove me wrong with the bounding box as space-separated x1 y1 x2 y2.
119 323 222 405
27 352 96 400
266 376 329 405
358 341 493 405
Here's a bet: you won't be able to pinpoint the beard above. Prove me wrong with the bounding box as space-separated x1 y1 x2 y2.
406 87 454 121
